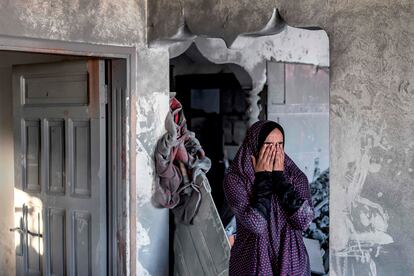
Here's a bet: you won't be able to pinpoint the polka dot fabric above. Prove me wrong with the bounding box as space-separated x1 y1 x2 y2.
223 120 314 276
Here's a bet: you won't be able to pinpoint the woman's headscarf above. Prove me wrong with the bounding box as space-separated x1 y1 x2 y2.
223 120 314 276
257 121 285 152
225 120 303 193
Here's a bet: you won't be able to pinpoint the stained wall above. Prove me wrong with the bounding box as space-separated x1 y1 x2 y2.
0 1 171 275
0 0 146 46
0 0 413 275
149 1 414 275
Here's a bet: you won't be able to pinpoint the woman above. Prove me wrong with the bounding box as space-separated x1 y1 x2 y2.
223 120 314 275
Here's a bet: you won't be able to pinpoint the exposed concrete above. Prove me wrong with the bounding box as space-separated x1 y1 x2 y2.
171 47 253 89
0 0 146 46
151 11 329 125
0 1 412 275
149 1 414 275
135 48 170 275
0 1 162 275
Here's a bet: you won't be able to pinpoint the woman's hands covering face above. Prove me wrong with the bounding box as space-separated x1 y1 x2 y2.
251 143 284 172
251 144 275 172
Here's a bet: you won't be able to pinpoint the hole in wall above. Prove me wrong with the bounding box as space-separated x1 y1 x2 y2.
171 44 254 226
154 10 331 274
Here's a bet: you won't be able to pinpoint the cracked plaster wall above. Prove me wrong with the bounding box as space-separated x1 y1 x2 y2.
134 48 170 276
0 0 146 46
0 1 413 275
0 1 171 275
149 1 414 275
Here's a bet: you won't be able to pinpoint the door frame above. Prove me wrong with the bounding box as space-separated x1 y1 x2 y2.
0 35 136 275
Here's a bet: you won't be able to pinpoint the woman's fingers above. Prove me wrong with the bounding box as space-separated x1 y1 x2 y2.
279 144 285 162
255 144 275 172
263 145 270 161
258 144 268 160
263 145 268 162
273 144 279 170
269 145 276 163
273 143 284 171
254 145 269 172
255 143 284 172
265 145 275 171
273 146 278 168
263 144 271 161
270 146 276 168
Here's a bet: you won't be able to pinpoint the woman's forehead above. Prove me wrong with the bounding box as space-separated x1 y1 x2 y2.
265 128 284 141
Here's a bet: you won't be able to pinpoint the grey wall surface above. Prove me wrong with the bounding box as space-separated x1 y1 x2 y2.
149 1 414 275
0 0 146 46
0 2 171 275
0 1 413 275
134 48 171 276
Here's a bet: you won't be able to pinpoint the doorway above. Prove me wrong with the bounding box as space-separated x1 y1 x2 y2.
0 50 127 275
168 34 330 274
166 46 254 275
170 46 253 226
174 73 249 225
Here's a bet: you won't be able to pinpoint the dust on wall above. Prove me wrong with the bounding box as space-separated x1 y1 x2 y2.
0 1 158 275
135 48 171 275
149 1 414 275
0 0 146 46
0 0 413 275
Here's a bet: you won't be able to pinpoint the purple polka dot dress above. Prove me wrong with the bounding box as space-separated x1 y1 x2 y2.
223 121 314 276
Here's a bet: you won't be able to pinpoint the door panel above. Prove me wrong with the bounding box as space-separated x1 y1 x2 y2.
72 211 92 276
13 60 106 275
24 119 41 193
72 120 91 197
47 208 65 275
26 205 42 276
47 120 65 195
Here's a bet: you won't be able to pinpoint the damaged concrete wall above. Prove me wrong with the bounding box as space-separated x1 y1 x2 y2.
149 1 414 275
0 0 146 46
0 1 172 275
1 0 413 275
134 49 170 276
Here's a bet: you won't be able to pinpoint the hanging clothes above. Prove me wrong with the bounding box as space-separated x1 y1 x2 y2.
153 97 211 224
